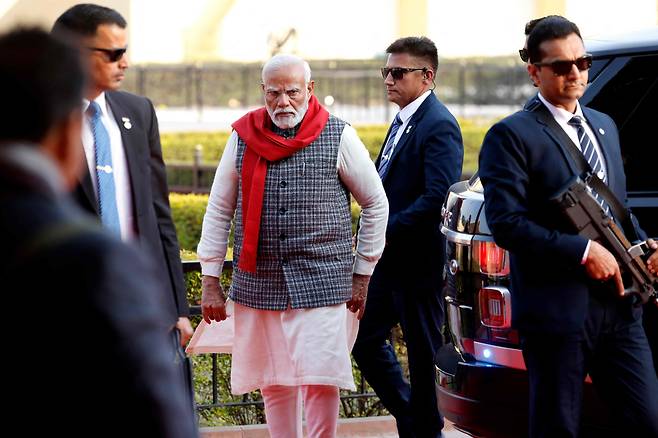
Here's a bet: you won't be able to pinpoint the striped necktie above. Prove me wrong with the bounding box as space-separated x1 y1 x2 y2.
568 115 610 215
88 101 121 236
377 114 403 179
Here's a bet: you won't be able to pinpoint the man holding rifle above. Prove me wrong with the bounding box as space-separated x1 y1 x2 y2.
479 15 658 438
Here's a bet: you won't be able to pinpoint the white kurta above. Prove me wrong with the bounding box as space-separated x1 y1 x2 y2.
195 120 388 394
231 302 359 394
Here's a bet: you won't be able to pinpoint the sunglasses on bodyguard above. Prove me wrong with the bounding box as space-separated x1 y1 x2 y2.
533 54 593 76
87 46 128 63
380 67 428 80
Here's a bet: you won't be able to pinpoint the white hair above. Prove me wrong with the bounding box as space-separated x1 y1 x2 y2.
262 54 312 84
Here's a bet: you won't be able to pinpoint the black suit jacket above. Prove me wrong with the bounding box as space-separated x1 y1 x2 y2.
375 92 464 288
479 96 645 334
75 91 187 324
0 148 197 437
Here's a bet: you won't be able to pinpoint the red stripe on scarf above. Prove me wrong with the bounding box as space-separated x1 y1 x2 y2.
232 94 329 272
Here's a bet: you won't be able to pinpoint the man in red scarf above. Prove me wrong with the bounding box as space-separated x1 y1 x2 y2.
197 54 388 437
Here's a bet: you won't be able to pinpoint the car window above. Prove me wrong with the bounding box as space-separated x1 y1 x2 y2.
587 53 658 193
588 58 611 82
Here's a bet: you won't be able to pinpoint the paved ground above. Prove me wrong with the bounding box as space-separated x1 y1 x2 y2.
200 416 471 437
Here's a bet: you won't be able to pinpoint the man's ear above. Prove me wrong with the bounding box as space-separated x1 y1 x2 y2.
424 69 435 83
41 111 84 191
307 80 315 96
527 64 540 87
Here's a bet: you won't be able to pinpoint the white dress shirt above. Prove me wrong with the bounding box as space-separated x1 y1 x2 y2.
82 93 136 242
537 93 607 180
197 124 389 277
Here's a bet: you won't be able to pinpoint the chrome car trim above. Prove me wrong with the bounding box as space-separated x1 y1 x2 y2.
441 226 495 245
472 341 594 383
474 341 526 370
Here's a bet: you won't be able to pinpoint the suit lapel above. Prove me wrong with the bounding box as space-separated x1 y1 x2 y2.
381 92 435 182
77 153 98 214
532 100 582 177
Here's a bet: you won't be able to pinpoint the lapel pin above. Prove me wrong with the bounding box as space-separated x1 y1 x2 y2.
405 125 413 134
122 117 132 130
598 128 605 135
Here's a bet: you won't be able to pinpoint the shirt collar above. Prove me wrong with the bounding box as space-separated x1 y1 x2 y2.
537 92 584 124
83 92 108 117
398 90 431 123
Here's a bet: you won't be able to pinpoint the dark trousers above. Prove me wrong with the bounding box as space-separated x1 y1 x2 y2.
171 329 198 423
352 269 444 438
522 292 658 438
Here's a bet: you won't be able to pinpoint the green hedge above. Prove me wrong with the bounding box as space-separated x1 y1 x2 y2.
160 121 490 175
169 193 208 252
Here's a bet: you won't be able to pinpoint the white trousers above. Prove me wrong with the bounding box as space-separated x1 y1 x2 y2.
261 384 340 438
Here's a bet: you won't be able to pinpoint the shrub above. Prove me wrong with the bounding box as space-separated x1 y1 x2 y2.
169 193 208 251
161 132 231 163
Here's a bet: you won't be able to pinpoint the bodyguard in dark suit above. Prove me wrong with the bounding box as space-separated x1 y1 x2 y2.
52 5 192 343
0 28 197 437
352 37 463 438
479 16 658 437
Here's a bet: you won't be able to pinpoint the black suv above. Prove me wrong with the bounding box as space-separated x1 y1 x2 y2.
436 29 658 437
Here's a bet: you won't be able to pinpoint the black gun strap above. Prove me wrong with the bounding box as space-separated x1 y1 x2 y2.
533 102 630 224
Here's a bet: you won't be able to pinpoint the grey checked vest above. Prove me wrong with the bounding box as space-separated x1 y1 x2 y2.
230 115 353 310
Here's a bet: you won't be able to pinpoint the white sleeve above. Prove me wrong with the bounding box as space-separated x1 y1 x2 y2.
337 124 389 275
197 131 239 277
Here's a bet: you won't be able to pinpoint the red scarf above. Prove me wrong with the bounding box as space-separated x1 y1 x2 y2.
231 94 329 273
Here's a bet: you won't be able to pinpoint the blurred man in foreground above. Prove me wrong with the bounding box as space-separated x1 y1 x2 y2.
0 27 197 437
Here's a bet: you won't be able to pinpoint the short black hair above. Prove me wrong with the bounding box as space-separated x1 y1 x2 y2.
52 3 126 38
386 36 439 73
0 28 86 143
527 15 582 64
519 16 550 62
524 17 545 36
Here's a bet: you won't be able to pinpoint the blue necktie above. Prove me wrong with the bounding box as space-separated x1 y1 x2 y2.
378 114 403 179
88 101 121 235
568 116 610 216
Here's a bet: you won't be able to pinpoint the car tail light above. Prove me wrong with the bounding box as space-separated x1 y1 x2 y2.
479 287 512 329
474 240 510 276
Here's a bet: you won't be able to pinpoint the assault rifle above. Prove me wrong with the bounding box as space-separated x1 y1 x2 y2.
551 176 657 306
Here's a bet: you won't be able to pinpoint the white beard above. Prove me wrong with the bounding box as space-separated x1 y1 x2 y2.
267 95 310 129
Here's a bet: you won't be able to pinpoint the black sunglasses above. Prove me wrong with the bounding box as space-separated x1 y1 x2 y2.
88 46 127 62
380 67 428 80
518 48 529 63
533 54 593 76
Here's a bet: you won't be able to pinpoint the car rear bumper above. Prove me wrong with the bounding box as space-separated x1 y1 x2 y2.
435 343 617 437
435 343 529 438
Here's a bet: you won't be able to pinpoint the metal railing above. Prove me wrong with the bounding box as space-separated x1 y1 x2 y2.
168 146 216 194
122 59 535 119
